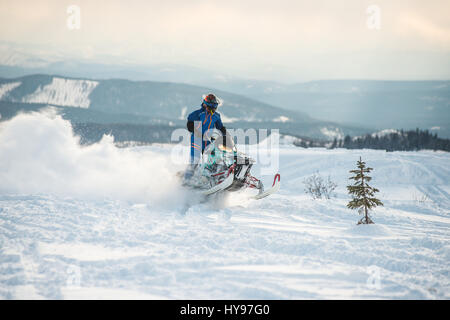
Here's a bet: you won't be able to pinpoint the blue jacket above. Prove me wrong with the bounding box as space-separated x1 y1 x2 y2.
198 110 224 149
187 106 205 122
187 107 225 150
198 110 224 132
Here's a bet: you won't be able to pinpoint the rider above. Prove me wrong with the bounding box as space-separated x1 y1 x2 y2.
186 94 227 175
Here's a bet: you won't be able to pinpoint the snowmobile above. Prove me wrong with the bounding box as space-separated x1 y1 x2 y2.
182 132 280 200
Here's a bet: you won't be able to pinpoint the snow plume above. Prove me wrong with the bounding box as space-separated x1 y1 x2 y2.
0 110 186 207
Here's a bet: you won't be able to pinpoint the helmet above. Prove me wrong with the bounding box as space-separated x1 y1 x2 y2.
203 93 219 110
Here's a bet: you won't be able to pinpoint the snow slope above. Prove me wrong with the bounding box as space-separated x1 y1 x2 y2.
21 77 98 108
0 82 21 100
0 112 449 299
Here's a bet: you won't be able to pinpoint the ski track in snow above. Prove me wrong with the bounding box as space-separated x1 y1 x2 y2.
0 144 449 299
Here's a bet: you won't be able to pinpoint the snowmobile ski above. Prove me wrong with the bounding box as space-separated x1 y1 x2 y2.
252 174 281 200
202 167 234 195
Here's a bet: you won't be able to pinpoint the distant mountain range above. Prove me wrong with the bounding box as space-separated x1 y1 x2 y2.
234 80 450 138
0 75 369 143
1 57 449 139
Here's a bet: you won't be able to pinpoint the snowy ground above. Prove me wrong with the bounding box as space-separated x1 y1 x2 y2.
0 112 449 299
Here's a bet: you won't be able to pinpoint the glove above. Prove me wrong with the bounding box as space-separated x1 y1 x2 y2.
220 126 227 147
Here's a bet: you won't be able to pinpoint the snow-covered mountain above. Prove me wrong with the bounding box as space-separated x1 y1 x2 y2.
20 77 98 108
0 75 368 140
0 111 448 299
0 74 306 121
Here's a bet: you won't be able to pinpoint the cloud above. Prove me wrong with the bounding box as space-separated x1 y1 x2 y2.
0 0 449 81
397 13 450 47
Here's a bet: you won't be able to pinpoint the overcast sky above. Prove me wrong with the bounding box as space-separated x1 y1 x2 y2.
1 0 449 82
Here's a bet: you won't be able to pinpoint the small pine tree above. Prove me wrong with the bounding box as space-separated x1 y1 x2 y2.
347 157 383 224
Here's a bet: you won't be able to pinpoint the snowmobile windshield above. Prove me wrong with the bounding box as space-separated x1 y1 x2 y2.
214 132 235 152
218 144 233 153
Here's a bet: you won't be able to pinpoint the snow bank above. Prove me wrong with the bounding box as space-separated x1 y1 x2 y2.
0 110 185 206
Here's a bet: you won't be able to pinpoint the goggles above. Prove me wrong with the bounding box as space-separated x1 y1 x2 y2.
204 100 218 109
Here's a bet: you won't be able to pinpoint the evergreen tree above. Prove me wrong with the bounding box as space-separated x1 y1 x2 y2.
330 138 338 149
347 157 383 224
343 135 352 148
